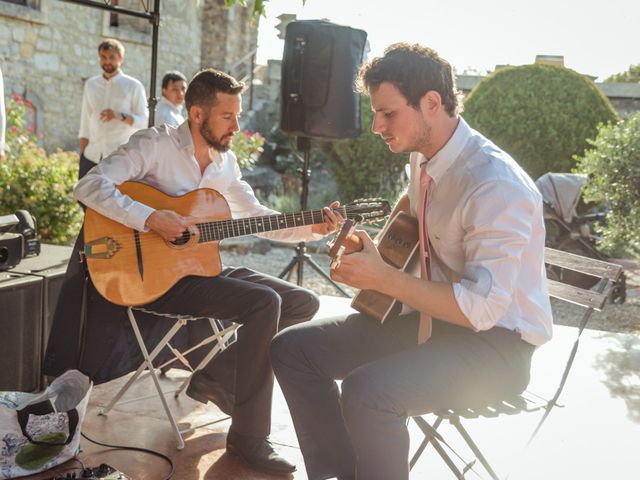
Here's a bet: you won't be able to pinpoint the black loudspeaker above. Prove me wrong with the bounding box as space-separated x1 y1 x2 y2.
0 272 43 392
10 243 72 389
280 20 368 139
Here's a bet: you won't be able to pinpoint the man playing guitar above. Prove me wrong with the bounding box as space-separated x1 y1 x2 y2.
46 68 340 476
270 44 553 480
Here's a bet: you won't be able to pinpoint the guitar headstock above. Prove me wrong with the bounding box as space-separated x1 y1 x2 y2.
343 199 391 223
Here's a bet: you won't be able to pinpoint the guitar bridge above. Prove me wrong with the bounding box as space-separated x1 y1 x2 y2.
84 236 121 259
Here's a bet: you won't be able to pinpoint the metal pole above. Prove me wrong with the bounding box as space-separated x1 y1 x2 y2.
147 0 160 127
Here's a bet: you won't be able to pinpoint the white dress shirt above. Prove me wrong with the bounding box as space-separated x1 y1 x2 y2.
406 117 553 346
78 70 148 163
74 121 318 243
154 96 185 128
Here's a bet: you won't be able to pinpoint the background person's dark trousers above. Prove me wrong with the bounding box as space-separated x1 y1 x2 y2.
145 266 320 438
78 153 97 180
270 313 535 480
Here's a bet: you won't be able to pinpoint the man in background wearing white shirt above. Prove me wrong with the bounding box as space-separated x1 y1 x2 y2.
78 38 147 179
154 70 187 128
271 43 553 480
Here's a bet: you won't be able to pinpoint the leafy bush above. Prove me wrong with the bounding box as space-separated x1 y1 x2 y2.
325 95 409 202
0 95 82 245
574 113 640 256
463 64 619 179
231 129 265 170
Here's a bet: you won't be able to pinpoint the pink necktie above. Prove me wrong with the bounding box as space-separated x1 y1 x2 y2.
417 164 433 344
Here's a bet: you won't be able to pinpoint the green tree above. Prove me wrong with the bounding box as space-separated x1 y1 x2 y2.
463 64 619 179
574 113 640 256
604 64 640 83
221 0 307 17
325 95 409 202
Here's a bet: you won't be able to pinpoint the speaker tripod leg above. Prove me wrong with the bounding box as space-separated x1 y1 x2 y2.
278 254 300 282
302 253 351 297
278 244 350 297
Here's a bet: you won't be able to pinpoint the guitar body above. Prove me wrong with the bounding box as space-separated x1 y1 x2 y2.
84 181 230 306
351 212 420 322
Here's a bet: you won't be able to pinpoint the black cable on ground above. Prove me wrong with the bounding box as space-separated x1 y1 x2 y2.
81 431 174 480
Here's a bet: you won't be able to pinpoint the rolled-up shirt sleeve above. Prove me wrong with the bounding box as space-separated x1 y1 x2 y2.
74 130 156 232
452 180 536 331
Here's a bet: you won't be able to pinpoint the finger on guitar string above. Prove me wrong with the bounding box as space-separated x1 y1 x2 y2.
145 209 197 242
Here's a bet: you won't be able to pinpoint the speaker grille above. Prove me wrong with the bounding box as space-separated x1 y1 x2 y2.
281 20 367 139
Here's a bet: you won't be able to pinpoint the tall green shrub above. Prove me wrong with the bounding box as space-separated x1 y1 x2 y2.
574 113 640 256
326 95 409 202
463 64 619 179
0 95 82 245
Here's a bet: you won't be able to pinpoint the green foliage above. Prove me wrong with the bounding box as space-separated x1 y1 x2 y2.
604 64 640 83
0 95 83 245
219 0 307 18
463 64 619 179
574 113 640 256
232 129 265 170
325 95 409 202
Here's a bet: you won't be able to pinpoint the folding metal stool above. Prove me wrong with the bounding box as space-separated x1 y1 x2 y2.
98 306 240 449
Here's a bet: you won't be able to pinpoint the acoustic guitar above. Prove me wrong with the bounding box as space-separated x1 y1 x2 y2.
83 181 390 306
328 211 421 322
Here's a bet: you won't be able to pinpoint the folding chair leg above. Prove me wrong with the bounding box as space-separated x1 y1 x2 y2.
128 308 185 449
99 317 185 415
104 307 186 449
411 416 443 469
412 416 466 479
174 323 239 398
449 415 500 480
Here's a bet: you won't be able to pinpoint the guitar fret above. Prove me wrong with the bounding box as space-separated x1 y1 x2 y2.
197 204 383 244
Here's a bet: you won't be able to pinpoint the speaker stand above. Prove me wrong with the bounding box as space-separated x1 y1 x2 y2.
278 137 350 297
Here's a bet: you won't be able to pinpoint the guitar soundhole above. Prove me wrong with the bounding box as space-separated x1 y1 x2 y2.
171 230 192 246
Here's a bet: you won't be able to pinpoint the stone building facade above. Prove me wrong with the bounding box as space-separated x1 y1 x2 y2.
0 0 259 152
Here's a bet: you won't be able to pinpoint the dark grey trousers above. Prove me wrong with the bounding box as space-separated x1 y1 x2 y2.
78 153 97 180
144 266 319 438
270 312 535 480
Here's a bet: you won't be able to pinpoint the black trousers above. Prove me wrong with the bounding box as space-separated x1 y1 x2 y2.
78 153 97 180
144 267 319 438
270 312 535 480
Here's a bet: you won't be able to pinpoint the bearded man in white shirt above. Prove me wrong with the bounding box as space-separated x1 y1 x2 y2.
78 38 148 179
154 70 187 128
45 68 341 476
270 43 553 480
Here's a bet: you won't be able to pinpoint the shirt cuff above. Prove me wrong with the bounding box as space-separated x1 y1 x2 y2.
125 202 155 232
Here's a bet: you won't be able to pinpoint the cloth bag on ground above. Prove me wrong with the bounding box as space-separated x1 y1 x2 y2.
0 370 92 479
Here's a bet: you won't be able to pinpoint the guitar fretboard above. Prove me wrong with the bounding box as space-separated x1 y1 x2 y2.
197 206 349 242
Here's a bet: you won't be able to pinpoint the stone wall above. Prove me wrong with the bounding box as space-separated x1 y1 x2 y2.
0 0 258 153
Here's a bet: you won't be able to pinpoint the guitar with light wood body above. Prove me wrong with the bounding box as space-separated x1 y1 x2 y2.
329 211 420 322
83 181 390 306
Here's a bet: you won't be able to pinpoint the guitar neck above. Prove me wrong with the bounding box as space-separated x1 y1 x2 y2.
197 206 349 242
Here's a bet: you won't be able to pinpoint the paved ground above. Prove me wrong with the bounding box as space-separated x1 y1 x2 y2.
22 296 640 480
221 238 640 335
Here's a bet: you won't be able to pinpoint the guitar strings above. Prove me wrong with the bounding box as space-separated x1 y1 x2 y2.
87 205 381 252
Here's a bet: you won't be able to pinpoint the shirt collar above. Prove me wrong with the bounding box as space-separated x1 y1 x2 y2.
422 117 472 184
174 120 224 167
102 70 123 82
175 120 195 154
159 96 182 112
